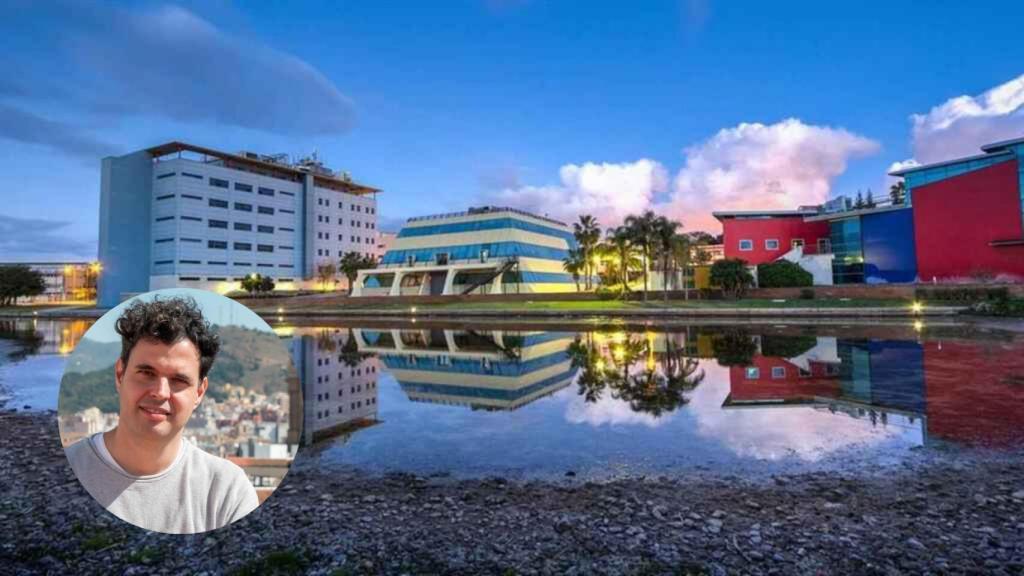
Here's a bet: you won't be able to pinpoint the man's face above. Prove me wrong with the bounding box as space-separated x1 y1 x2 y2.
115 337 208 442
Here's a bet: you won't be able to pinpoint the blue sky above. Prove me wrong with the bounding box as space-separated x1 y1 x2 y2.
2 0 1023 260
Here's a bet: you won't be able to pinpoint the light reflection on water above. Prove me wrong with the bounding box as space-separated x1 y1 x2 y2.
3 318 1023 479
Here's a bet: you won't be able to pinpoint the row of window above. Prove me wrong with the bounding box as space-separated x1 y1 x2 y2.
744 364 840 379
315 397 378 420
155 215 295 233
154 260 294 269
314 380 378 394
154 239 290 252
315 231 375 244
155 172 294 197
315 214 376 229
737 238 831 252
315 197 376 214
155 193 295 214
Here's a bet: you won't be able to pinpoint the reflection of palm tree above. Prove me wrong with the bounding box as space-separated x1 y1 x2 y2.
339 328 375 367
569 337 607 402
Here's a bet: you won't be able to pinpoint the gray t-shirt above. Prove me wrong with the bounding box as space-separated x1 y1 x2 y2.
65 433 259 534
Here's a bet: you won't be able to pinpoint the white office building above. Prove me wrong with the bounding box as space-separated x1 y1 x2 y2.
98 141 381 307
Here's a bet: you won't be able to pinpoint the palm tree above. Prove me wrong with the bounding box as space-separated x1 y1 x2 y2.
573 215 601 290
652 217 681 302
316 261 337 293
339 252 375 295
670 234 693 301
562 247 586 292
605 227 640 299
624 211 658 302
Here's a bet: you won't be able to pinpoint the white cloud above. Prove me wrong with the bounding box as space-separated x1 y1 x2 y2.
564 391 677 428
480 119 877 233
484 159 668 228
908 73 1024 164
667 118 879 232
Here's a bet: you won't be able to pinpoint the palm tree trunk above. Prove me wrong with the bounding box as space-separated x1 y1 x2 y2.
663 255 670 302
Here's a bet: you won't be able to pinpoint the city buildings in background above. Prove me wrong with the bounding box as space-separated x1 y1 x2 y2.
352 206 579 296
0 262 100 303
97 141 382 307
715 135 1024 285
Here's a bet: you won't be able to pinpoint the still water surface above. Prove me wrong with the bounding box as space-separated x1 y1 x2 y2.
3 318 1023 479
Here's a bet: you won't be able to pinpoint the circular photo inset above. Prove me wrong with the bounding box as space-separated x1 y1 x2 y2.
58 288 301 534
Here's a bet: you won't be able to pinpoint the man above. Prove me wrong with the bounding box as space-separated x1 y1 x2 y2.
65 296 259 534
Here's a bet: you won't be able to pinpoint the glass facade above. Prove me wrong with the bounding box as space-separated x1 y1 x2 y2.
903 153 1012 206
398 217 577 244
830 217 864 284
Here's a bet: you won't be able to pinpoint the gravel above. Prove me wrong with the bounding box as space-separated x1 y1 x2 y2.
3 410 1024 575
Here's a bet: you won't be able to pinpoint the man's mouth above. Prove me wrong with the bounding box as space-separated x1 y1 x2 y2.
139 406 171 421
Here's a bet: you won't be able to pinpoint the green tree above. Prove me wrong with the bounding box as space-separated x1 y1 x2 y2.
605 227 641 299
562 247 586 292
0 265 46 306
757 260 812 288
889 181 906 205
710 258 754 299
624 211 658 302
316 261 337 293
652 216 682 302
573 215 601 291
258 275 275 294
240 274 261 296
339 252 377 295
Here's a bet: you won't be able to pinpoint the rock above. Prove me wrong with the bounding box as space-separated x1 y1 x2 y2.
1012 490 1024 500
907 538 926 551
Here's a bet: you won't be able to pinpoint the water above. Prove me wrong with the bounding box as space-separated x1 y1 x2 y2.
3 317 1023 480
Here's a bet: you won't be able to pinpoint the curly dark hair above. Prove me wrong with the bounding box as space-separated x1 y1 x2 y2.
115 296 220 381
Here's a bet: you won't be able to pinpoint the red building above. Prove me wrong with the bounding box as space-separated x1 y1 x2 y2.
713 210 830 265
891 140 1024 281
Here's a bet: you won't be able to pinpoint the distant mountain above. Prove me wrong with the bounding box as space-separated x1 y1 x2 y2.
59 325 295 415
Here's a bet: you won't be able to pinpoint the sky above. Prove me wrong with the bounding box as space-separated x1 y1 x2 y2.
2 0 1024 261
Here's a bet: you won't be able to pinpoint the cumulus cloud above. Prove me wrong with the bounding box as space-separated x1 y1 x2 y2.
0 215 97 261
478 119 876 233
908 73 1024 164
484 159 668 227
564 391 677 428
57 4 354 136
667 119 879 232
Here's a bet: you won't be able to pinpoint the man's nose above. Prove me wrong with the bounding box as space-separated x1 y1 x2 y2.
149 377 171 398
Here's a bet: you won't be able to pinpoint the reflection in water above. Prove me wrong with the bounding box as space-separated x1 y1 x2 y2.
2 319 1023 478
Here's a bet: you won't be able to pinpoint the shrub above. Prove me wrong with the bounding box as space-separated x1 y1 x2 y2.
915 287 1009 303
595 285 621 300
799 288 815 300
710 259 754 299
757 260 813 288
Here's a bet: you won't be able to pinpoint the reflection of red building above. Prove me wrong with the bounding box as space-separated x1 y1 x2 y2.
713 210 830 265
726 356 841 404
923 340 1024 448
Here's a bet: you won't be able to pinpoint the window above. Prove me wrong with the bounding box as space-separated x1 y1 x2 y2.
280 227 294 232
155 216 174 222
208 240 227 249
181 238 201 243
258 187 275 196
234 183 253 192
817 238 832 254
739 239 753 251
791 238 805 249
280 209 294 214
233 262 251 267
257 244 274 253
258 206 275 215
234 222 252 231
209 198 228 209
208 219 228 229
317 198 323 206
234 242 252 251
279 190 294 197
179 260 200 264
156 194 174 201
156 172 175 180
258 225 274 233
181 216 202 222
771 366 786 379
154 238 173 244
181 194 202 200
279 245 294 250
209 177 229 189
338 202 343 209
744 367 759 379
154 259 173 265
257 263 274 267
435 253 449 265
765 239 779 250
181 172 203 179
234 202 252 212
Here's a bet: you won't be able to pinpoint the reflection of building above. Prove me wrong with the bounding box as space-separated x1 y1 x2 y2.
352 206 578 296
722 334 1024 447
0 262 98 302
97 141 381 307
291 328 380 444
0 318 90 356
354 329 576 410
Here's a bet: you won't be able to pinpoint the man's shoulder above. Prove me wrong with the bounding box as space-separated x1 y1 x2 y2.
64 435 98 466
183 442 250 484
